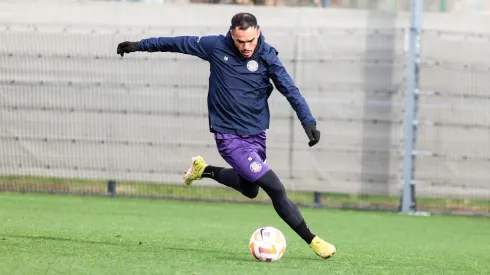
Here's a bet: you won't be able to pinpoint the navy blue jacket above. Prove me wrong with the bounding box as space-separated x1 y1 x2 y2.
138 30 316 135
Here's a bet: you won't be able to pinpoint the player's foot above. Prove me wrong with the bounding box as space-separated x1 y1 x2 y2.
183 155 207 185
309 236 336 259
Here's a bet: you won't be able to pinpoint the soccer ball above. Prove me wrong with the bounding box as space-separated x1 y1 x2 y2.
249 226 286 262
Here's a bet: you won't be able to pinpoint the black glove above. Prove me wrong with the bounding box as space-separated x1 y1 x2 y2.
117 41 140 57
303 124 320 147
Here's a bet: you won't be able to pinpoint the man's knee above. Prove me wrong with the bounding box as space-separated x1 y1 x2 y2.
239 177 259 199
244 187 259 199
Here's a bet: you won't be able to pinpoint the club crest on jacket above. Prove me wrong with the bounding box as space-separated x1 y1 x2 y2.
247 60 259 72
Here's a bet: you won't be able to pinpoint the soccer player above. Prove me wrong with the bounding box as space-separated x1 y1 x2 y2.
117 12 336 259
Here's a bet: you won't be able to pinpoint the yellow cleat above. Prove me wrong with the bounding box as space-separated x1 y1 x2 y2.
183 156 207 185
309 236 336 259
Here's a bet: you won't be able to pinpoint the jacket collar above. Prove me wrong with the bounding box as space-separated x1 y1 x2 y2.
225 28 265 60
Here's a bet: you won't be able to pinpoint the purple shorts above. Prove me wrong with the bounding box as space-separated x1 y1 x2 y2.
215 131 270 183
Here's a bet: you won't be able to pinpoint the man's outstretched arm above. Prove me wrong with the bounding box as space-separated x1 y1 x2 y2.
268 51 320 147
117 35 218 61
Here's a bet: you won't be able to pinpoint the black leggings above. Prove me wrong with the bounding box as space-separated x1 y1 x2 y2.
216 168 304 229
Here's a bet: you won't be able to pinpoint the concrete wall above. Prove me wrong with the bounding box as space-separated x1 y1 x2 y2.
1 0 489 199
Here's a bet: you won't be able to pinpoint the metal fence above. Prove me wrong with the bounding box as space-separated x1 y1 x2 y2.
0 1 489 216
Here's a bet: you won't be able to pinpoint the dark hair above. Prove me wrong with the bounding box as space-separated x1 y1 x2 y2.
231 12 258 30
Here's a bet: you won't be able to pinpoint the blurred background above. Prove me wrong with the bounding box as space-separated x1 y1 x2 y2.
1 0 489 216
113 0 490 11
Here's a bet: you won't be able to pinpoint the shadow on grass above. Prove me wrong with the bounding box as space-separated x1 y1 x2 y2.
4 234 128 246
215 254 321 264
4 234 325 264
5 234 234 254
158 244 231 254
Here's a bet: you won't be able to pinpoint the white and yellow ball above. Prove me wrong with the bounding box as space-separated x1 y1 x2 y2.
249 226 286 262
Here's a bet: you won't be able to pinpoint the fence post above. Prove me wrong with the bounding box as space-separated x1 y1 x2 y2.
314 192 323 208
289 32 301 181
108 180 116 197
400 0 422 214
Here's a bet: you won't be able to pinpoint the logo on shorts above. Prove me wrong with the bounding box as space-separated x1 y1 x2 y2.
247 60 259 72
250 161 262 173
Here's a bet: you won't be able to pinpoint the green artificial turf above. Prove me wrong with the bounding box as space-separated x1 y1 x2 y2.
0 193 489 274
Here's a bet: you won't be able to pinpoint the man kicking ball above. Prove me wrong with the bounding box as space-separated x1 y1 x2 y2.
117 12 336 259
